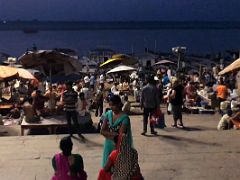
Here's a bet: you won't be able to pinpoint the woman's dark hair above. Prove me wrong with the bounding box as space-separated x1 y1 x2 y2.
109 95 123 109
105 108 111 113
60 136 73 156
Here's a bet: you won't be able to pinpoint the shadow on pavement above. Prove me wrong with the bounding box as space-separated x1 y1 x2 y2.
142 134 161 137
72 135 103 147
159 135 221 146
160 126 217 132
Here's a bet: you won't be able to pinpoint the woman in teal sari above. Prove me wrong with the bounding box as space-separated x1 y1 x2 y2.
100 95 133 167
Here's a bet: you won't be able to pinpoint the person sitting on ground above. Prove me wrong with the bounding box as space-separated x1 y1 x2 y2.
18 81 28 98
122 95 131 114
230 95 240 113
23 97 40 123
98 134 143 180
217 109 233 130
230 111 240 129
122 79 129 90
5 104 20 119
215 79 229 111
52 136 87 180
184 81 197 106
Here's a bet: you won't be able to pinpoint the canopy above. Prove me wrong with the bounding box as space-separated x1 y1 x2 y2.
155 59 175 65
0 66 18 81
16 68 37 80
106 65 136 74
99 58 122 68
219 58 240 75
18 50 82 75
112 54 133 59
18 50 82 83
99 54 137 68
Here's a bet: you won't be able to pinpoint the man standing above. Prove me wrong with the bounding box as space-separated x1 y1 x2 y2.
63 81 84 139
95 84 104 117
89 74 95 91
141 75 159 135
170 79 184 128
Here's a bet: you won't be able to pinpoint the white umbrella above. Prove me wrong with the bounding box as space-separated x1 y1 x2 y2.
155 59 175 65
106 65 136 74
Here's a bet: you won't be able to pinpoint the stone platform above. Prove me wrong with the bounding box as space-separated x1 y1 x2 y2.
0 111 240 180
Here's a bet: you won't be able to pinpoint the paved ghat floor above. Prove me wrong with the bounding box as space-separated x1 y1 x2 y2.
0 112 240 180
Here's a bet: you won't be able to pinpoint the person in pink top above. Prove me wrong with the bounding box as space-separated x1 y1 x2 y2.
52 136 87 180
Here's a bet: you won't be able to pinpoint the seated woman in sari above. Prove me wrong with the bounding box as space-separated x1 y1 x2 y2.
51 136 87 180
98 134 143 180
100 95 133 167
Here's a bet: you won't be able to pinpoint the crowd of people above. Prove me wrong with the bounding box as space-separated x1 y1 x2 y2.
1 62 240 179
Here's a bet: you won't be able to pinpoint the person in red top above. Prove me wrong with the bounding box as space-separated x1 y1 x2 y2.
98 134 143 180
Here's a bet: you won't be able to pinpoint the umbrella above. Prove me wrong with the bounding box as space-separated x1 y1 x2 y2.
0 65 18 81
155 59 176 65
99 58 122 68
99 54 137 68
16 68 37 80
112 54 138 65
106 65 136 74
219 58 240 75
18 50 82 83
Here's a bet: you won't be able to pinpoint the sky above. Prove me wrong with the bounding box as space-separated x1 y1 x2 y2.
0 0 240 21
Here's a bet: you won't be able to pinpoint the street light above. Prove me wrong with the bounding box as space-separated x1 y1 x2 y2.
172 47 187 81
172 46 186 70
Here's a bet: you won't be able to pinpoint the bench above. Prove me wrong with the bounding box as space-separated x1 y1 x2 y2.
21 115 67 136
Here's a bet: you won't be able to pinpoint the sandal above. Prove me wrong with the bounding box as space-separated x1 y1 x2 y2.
171 124 177 128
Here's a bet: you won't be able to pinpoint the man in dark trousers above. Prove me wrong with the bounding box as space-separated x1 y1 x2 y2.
170 78 184 128
140 75 159 135
63 81 84 139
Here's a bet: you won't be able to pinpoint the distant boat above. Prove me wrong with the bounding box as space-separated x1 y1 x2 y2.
23 28 39 34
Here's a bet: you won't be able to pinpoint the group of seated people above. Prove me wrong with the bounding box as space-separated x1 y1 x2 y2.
3 82 92 124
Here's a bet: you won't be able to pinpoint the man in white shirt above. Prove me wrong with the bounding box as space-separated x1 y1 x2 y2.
111 83 119 95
